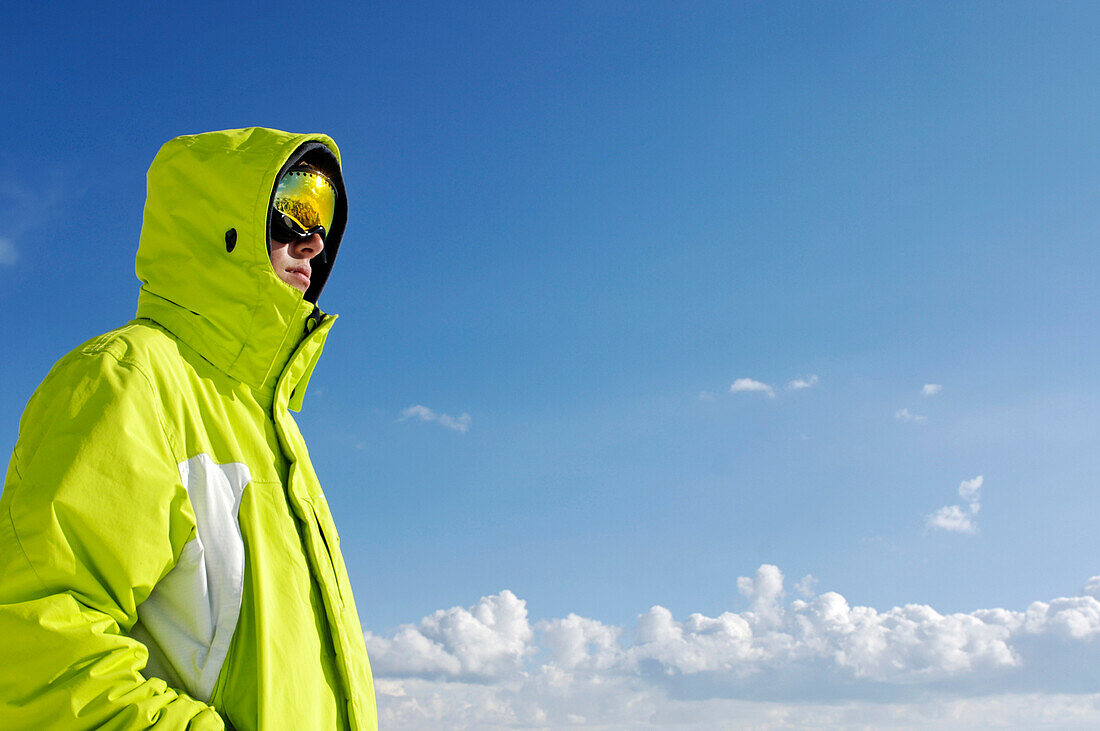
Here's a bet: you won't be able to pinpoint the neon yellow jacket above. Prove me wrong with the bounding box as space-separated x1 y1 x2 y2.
0 128 376 730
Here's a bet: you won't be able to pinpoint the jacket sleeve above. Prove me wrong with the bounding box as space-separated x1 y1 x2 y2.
0 347 225 730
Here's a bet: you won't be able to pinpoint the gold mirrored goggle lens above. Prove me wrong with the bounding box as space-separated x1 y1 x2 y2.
273 169 337 234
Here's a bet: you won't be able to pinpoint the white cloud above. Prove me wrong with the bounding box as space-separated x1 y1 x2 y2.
721 374 817 400
958 475 983 504
1024 597 1100 641
437 413 472 432
895 408 927 424
374 681 1100 730
923 383 943 396
541 613 622 671
0 238 17 267
794 574 819 598
737 563 786 628
730 378 775 398
786 374 819 391
927 475 984 534
367 565 1100 729
399 404 472 433
927 504 976 533
365 589 533 680
1081 577 1100 600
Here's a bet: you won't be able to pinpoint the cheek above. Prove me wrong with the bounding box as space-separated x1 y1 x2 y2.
268 242 288 265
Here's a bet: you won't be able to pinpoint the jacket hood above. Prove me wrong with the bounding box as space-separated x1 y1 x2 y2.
135 127 347 395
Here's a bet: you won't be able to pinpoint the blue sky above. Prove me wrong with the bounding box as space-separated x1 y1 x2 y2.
4 2 1100 727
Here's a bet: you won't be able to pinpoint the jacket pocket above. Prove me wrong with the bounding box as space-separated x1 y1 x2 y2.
306 497 346 608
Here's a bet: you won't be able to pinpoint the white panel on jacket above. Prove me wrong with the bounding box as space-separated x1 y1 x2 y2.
130 453 251 702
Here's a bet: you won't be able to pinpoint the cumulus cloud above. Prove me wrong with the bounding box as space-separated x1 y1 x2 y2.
541 613 622 671
923 383 943 396
730 378 775 398
786 374 819 391
794 574 819 598
1081 577 1100 600
737 563 786 628
399 404 472 433
895 408 927 424
364 590 533 680
927 475 984 534
367 565 1100 729
375 680 1100 730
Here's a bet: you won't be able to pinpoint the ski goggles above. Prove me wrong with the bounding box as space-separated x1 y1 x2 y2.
271 168 338 245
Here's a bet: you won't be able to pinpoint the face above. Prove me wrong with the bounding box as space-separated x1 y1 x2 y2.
269 233 324 293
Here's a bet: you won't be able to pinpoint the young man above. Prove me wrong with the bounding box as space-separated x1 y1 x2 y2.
0 128 377 729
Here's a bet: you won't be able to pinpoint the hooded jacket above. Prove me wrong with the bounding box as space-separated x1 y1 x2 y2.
0 128 377 730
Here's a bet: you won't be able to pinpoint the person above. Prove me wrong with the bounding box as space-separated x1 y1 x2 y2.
0 128 377 729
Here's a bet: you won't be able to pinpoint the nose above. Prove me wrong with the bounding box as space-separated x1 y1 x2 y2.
293 233 325 261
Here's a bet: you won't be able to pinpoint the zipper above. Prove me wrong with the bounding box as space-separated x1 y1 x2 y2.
305 305 324 334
